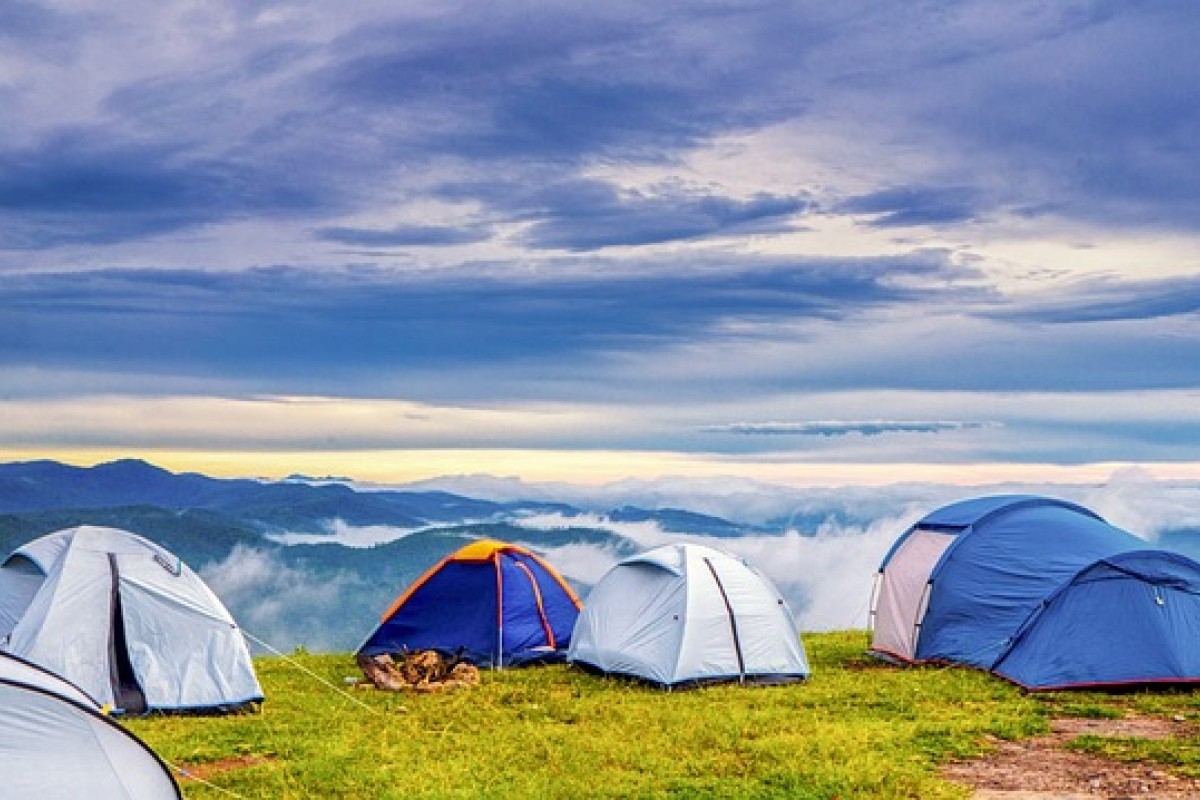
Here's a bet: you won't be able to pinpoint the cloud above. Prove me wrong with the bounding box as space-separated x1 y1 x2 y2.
515 180 809 251
509 506 926 631
1079 468 1200 540
485 472 1200 630
0 1 75 47
0 394 629 451
403 470 1200 533
513 511 670 547
835 185 984 228
4 0 1200 264
406 473 864 526
0 132 328 249
0 254 969 392
988 274 1200 324
2 1 1200 471
719 516 917 631
320 3 811 163
702 420 996 437
535 542 626 586
314 223 493 247
200 545 367 652
660 310 1200 396
266 520 422 548
0 1 824 255
767 3 1200 233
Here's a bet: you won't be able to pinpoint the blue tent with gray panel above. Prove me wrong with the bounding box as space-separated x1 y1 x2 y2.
869 495 1200 690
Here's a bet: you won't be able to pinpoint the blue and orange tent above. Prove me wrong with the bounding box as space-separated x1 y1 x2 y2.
357 540 582 667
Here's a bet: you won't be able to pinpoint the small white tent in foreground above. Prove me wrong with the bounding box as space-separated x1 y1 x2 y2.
0 651 181 798
0 525 262 713
569 543 810 687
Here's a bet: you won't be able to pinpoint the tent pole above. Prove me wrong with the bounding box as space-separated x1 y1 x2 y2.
495 554 504 671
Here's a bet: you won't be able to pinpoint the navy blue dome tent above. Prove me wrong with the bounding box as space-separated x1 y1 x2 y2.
358 540 582 667
869 495 1200 690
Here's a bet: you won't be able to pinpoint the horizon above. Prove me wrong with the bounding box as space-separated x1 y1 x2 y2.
8 450 1200 491
3 3 1199 482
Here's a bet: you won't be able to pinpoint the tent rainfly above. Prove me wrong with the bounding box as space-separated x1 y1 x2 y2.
568 543 810 687
0 650 181 798
870 494 1200 690
358 539 582 667
0 525 263 713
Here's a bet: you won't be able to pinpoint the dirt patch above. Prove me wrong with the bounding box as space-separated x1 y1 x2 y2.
177 754 274 782
1049 717 1184 741
943 717 1200 799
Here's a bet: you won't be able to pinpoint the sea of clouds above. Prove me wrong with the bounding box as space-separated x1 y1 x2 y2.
201 468 1200 652
201 545 375 653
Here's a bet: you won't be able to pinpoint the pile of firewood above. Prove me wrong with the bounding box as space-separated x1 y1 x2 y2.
355 650 481 693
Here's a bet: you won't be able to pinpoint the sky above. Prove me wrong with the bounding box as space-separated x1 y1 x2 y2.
2 0 1200 485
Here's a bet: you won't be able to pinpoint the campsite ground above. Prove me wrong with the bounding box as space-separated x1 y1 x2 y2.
943 716 1200 798
128 632 1200 799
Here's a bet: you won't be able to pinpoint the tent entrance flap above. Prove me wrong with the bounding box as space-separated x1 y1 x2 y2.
871 528 955 661
108 554 146 714
513 560 556 649
703 556 746 680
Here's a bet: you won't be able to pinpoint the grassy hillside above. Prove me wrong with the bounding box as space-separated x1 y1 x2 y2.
127 632 1200 798
127 632 1027 799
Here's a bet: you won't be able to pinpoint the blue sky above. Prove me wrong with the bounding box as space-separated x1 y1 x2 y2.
2 1 1199 483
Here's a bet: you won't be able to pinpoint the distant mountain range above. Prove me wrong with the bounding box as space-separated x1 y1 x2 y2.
0 458 749 538
0 459 760 651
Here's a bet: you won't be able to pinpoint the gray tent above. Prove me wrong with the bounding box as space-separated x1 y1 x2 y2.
0 651 181 798
0 525 262 713
569 543 810 687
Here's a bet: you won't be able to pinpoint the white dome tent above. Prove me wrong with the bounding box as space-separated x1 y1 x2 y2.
0 525 263 713
568 543 810 687
0 650 181 798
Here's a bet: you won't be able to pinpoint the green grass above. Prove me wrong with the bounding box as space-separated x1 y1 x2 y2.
125 631 1194 799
